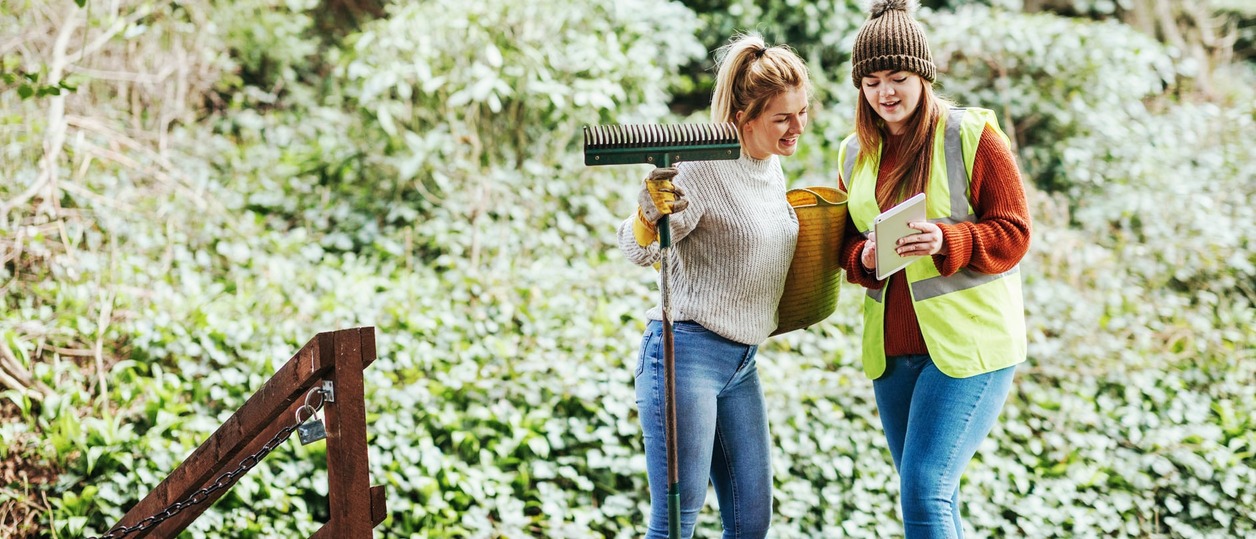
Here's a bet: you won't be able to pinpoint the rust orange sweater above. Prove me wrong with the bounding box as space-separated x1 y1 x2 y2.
838 124 1032 358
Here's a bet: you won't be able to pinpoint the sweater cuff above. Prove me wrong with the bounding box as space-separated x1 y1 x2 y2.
934 223 971 276
844 239 885 289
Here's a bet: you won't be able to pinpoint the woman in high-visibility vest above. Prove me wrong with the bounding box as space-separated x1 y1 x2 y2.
836 1 1032 537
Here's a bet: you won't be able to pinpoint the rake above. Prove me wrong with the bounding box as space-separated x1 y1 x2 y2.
583 122 740 539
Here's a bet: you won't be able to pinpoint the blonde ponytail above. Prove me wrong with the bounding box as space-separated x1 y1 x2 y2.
710 33 812 129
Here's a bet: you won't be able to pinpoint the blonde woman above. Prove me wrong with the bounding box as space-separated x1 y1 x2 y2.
617 33 812 538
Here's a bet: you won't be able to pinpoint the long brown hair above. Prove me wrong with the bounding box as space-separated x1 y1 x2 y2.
711 33 812 129
854 78 951 209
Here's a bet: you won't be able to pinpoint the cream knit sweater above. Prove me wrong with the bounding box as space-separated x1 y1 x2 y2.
617 154 799 345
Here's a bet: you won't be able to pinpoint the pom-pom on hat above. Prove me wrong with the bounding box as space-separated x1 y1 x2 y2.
850 0 935 87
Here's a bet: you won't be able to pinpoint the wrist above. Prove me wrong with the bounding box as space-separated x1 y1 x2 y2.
632 209 659 247
636 207 658 231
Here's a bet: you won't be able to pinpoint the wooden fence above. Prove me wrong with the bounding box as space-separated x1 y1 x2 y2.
106 326 386 538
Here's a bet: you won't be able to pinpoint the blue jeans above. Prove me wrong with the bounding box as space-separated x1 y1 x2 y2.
873 354 1016 539
635 320 772 539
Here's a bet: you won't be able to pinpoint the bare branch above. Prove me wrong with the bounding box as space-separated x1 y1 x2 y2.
70 5 154 66
94 289 115 400
64 64 177 85
0 340 51 402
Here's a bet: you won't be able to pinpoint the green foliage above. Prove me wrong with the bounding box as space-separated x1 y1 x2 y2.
0 67 77 100
209 0 322 95
671 0 866 192
2 0 1255 538
214 0 707 269
928 5 1179 193
679 0 864 100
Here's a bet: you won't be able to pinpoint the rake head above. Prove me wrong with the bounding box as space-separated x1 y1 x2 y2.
583 123 741 168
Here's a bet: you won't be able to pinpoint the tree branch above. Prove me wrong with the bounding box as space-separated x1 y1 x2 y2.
0 341 50 402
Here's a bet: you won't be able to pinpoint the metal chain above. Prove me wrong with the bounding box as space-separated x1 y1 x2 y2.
88 385 328 539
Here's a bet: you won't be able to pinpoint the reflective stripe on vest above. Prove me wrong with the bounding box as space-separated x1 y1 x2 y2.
840 107 1027 379
845 108 972 227
846 108 981 304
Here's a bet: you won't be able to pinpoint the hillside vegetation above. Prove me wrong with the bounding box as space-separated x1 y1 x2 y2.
1 0 1253 537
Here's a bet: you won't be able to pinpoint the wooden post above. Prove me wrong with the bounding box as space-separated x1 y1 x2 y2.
322 327 373 537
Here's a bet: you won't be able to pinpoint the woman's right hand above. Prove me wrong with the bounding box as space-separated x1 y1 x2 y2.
638 167 687 225
860 232 877 273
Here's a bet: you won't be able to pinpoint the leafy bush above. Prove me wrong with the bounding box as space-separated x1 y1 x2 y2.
928 5 1179 193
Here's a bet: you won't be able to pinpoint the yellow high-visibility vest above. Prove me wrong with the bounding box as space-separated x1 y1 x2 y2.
838 107 1027 379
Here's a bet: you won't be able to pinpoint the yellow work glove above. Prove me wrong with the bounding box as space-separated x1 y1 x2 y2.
640 167 688 221
632 167 688 247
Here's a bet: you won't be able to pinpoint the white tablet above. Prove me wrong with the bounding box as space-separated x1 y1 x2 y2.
873 192 927 281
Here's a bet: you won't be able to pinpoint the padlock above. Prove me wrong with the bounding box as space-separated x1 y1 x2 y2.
297 418 327 445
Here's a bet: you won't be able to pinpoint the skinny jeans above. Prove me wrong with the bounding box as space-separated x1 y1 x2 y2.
635 320 772 539
873 354 1016 539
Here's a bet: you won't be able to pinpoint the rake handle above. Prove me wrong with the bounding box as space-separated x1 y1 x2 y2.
658 213 680 539
657 151 682 538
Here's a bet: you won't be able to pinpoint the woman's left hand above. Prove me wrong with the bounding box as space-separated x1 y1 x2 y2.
897 221 946 256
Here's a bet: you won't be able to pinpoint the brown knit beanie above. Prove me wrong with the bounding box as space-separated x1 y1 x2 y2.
850 0 935 87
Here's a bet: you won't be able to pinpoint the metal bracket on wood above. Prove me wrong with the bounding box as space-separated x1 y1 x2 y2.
322 380 335 403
